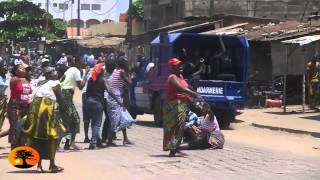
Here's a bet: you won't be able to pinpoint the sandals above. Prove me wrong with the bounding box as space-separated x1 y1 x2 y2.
169 150 176 157
107 141 117 147
37 166 45 173
123 139 134 145
49 166 64 173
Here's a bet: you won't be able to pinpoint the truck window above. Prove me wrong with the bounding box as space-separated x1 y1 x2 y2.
172 35 245 82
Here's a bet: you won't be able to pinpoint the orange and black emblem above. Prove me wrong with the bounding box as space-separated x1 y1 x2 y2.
8 146 40 169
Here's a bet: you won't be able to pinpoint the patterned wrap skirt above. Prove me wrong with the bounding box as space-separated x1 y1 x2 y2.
162 99 188 151
0 95 7 132
61 89 80 134
7 99 29 148
23 97 62 160
106 89 134 133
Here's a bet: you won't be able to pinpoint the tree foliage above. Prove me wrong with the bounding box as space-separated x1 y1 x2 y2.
128 0 144 21
0 0 66 42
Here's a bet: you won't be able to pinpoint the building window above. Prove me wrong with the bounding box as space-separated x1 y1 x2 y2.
59 3 68 10
37 3 41 7
91 4 101 10
81 4 90 10
53 3 57 7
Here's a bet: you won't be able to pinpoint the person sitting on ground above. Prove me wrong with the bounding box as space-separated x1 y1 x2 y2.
180 103 225 150
183 110 200 142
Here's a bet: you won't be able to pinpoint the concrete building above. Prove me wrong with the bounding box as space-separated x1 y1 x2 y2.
144 0 320 31
144 0 214 31
6 0 118 28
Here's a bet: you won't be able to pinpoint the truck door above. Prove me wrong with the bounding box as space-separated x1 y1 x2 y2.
134 63 152 111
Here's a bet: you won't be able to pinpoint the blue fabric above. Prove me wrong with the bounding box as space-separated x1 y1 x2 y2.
0 76 8 96
185 111 200 128
106 90 135 133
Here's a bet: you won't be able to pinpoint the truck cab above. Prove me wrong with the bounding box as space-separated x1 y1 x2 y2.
131 33 249 128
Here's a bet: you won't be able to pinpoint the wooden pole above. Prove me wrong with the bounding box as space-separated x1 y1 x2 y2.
283 46 288 113
302 73 306 113
77 0 80 36
302 47 306 113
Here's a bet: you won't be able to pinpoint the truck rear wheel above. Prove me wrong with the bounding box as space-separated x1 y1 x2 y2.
154 96 163 127
217 111 234 129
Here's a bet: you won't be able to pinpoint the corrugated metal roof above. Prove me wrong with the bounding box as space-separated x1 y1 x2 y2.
203 21 320 41
246 21 318 41
282 35 320 46
76 37 125 48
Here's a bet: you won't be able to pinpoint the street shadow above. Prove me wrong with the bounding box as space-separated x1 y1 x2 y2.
150 154 187 158
265 111 317 115
301 115 320 122
233 119 244 123
56 149 83 153
135 120 160 128
222 127 235 130
8 170 40 174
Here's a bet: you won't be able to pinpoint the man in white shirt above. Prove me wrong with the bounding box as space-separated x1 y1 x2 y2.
60 55 87 150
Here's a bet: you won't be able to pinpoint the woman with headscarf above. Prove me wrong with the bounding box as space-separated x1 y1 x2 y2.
106 57 135 146
163 58 202 157
23 67 66 173
7 60 32 149
85 63 123 149
0 57 8 132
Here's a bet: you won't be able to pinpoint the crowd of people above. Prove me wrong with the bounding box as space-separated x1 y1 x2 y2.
0 50 225 173
0 50 136 173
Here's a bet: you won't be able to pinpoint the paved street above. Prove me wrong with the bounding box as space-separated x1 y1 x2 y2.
1 91 320 180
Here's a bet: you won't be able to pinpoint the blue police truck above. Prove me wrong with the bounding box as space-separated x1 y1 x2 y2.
131 33 249 128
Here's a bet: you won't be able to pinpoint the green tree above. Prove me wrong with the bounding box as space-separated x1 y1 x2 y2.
128 0 144 21
0 0 66 42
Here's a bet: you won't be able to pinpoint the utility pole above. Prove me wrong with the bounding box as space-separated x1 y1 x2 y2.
77 0 80 36
127 0 133 48
71 0 73 37
45 0 49 33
